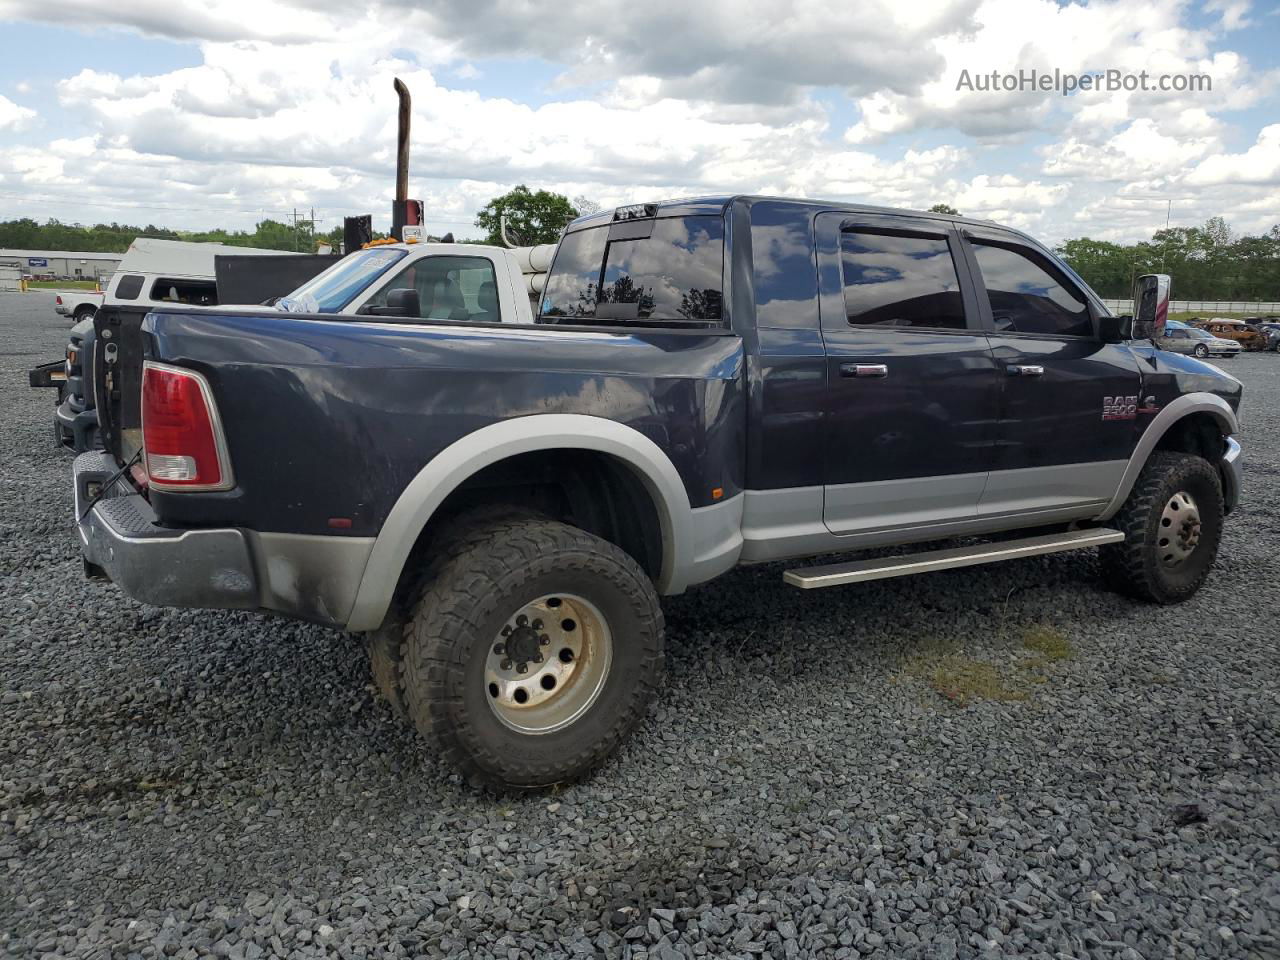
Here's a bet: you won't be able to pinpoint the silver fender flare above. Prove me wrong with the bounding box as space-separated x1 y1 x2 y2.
344 414 694 632
1095 392 1239 521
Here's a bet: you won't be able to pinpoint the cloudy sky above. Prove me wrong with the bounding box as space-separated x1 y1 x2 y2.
0 0 1276 244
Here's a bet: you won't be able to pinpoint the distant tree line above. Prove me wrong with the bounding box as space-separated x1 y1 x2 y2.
931 204 1278 300
7 201 1277 301
0 217 347 254
1055 217 1280 301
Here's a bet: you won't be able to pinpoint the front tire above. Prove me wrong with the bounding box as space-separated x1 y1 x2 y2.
400 515 664 791
1101 451 1223 604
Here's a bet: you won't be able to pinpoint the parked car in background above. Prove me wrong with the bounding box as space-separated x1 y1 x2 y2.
54 290 105 324
1193 318 1269 351
1158 321 1240 358
1250 319 1280 351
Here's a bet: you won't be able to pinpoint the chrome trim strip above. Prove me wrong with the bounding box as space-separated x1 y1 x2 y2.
824 472 987 536
977 461 1124 515
783 528 1125 589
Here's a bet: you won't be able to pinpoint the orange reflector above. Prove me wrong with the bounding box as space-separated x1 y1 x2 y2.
711 487 724 500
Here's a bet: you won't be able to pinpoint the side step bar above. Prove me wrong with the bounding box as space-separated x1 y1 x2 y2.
783 528 1125 590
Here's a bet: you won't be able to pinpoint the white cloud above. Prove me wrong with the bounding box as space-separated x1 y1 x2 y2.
0 0 1276 244
1204 0 1251 31
0 93 35 130
1186 124 1280 186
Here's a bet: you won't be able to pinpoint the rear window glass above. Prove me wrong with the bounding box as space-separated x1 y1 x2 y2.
540 216 724 324
149 278 217 306
114 274 144 300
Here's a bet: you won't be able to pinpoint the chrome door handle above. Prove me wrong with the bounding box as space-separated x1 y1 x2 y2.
840 363 888 379
1007 364 1044 377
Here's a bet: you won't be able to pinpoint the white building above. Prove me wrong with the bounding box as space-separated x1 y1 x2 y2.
0 248 123 280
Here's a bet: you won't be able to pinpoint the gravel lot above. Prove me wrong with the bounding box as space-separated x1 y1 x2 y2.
1 290 1277 960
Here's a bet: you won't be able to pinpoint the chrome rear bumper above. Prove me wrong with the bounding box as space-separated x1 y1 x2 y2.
73 452 375 626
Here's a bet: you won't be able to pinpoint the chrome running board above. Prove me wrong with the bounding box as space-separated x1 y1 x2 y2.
783 528 1125 590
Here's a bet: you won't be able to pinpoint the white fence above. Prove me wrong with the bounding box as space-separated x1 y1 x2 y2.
1102 299 1280 315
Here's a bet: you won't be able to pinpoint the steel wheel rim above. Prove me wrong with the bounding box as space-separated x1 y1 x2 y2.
484 593 612 735
1157 490 1202 568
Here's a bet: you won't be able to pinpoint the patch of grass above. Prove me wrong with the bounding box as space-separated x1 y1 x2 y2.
26 280 100 290
1021 625 1073 663
903 652 1029 706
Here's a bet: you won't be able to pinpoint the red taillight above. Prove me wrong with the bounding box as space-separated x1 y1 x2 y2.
56 295 63 305
141 362 233 491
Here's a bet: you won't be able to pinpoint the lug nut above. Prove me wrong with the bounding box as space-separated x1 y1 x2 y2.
516 615 528 626
532 619 543 630
516 663 528 674
500 659 512 670
532 653 543 663
501 625 511 636
539 634 550 646
493 643 505 655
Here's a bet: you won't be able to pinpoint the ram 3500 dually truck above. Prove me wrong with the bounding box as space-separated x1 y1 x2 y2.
75 197 1243 790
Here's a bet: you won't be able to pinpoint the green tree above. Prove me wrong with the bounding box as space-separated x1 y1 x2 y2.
474 185 579 246
928 203 960 215
1055 238 1133 299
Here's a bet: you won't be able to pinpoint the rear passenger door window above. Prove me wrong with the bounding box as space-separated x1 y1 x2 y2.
970 242 1092 337
840 230 967 329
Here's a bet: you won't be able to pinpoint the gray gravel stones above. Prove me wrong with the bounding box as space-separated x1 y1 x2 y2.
1 290 1278 958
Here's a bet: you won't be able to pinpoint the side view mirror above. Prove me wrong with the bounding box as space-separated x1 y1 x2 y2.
1098 313 1125 343
1132 273 1170 340
361 287 421 318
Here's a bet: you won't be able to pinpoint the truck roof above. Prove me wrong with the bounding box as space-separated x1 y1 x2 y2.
564 195 1003 234
117 237 292 279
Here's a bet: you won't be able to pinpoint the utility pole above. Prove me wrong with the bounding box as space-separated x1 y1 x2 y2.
289 207 322 251
1161 198 1172 272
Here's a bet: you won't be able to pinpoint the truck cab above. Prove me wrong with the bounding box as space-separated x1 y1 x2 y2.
275 241 542 322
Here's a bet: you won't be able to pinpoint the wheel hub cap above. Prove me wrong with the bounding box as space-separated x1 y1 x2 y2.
484 593 612 734
1158 491 1202 567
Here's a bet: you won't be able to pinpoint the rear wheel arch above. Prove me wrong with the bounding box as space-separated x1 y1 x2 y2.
345 415 695 632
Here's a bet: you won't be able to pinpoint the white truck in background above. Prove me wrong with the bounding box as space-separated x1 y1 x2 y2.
54 289 105 324
275 240 556 321
52 237 293 323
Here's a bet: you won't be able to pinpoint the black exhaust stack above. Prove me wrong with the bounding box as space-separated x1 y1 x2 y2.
390 78 423 240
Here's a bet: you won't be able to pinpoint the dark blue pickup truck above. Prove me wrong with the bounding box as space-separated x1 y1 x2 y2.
75 197 1243 790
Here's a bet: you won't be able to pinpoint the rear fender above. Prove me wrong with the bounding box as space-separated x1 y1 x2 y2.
345 414 697 632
